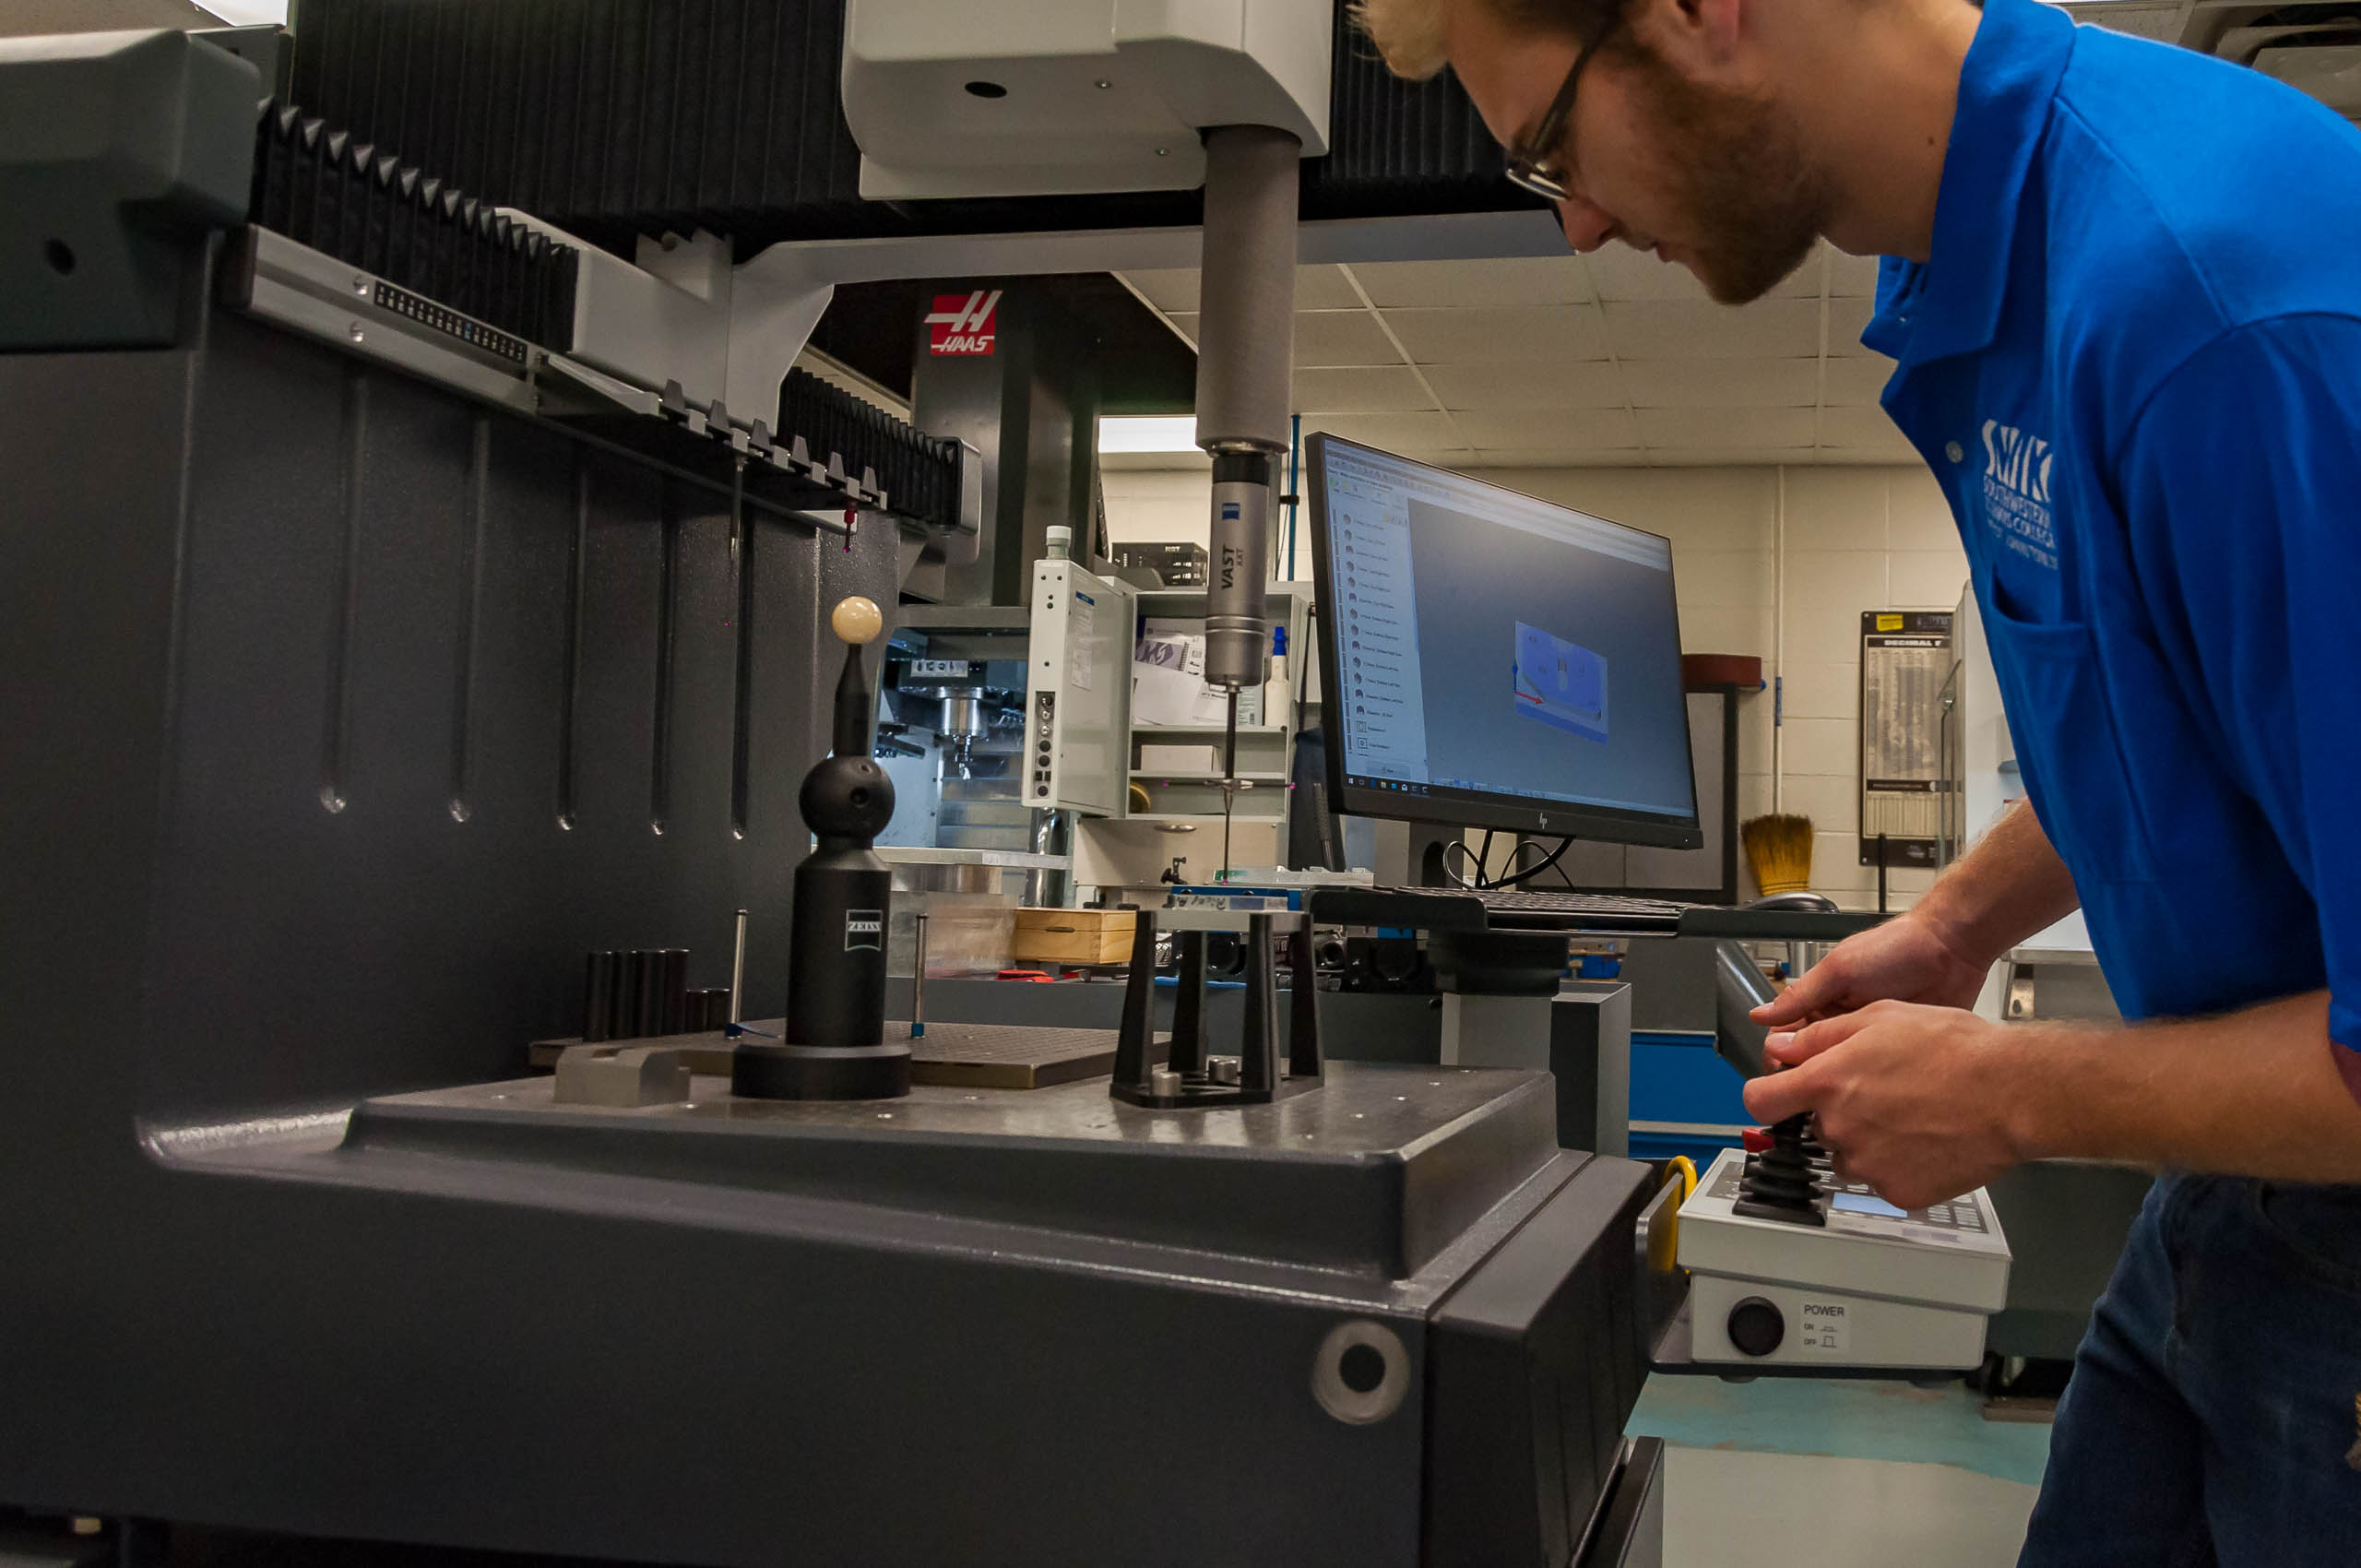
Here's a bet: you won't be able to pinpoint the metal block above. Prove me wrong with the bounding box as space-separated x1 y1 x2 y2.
554 1043 692 1107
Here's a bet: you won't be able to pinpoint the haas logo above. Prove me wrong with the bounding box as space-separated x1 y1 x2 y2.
1982 420 2052 503
927 291 1001 356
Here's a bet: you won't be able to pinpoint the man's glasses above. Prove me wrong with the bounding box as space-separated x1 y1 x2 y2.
1502 19 1622 203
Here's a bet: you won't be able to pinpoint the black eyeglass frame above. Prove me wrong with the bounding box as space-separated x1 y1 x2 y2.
1502 17 1625 203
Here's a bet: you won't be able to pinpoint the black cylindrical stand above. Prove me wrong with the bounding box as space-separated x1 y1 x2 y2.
733 609 910 1102
581 950 617 1042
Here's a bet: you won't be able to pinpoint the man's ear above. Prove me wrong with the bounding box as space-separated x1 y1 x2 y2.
1626 0 1747 77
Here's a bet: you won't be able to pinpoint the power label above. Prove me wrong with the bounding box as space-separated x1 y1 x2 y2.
1797 1301 1850 1354
844 910 884 951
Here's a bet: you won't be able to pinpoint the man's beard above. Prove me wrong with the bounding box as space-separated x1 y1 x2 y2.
1626 53 1826 306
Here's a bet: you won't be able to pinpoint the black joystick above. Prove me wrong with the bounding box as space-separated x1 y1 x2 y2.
1732 1112 1827 1227
733 596 912 1102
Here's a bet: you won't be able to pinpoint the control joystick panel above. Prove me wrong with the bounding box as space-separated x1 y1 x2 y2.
1677 1143 2011 1372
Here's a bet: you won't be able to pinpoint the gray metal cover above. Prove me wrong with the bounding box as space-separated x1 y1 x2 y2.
0 30 256 349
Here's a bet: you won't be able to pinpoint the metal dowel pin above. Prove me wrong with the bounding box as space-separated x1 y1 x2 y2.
729 908 748 1025
911 912 930 1040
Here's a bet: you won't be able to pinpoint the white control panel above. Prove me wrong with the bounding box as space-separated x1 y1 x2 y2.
1677 1147 2011 1371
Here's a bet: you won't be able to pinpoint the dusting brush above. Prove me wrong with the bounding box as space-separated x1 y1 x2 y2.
1741 814 1815 897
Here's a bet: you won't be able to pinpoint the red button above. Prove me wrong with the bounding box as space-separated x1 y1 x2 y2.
1740 1127 1774 1154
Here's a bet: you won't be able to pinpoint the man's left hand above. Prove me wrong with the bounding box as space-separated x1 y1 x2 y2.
1739 999 2028 1210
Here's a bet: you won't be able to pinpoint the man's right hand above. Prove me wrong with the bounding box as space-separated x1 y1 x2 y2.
1750 909 1994 1028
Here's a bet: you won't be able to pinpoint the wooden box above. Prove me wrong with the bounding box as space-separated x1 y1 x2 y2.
1012 908 1136 966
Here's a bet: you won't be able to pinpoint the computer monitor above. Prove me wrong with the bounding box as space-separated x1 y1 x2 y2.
1306 434 1703 849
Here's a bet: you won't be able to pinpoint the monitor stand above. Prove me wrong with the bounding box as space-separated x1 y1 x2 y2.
1370 819 1473 888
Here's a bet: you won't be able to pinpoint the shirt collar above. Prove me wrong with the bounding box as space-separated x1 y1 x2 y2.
1867 0 2077 367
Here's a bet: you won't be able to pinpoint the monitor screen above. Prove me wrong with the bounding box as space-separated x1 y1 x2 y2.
1308 434 1703 848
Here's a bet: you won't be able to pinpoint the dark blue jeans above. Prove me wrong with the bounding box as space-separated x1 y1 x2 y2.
2020 1172 2361 1566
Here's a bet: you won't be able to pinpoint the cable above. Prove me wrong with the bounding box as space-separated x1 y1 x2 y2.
1480 836 1577 891
1485 838 1556 885
1446 833 1582 892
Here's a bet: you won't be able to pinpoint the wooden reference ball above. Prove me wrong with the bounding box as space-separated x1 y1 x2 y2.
831 595 883 647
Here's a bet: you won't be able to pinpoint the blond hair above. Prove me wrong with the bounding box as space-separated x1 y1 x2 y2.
1351 0 1623 80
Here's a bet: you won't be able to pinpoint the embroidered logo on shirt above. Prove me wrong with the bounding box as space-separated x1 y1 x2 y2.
1980 420 2059 572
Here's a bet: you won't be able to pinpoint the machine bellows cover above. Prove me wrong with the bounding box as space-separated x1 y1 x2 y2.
247 98 582 353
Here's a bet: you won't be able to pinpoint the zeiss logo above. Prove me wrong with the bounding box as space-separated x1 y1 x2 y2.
844 910 884 952
1221 503 1241 521
1981 420 2053 503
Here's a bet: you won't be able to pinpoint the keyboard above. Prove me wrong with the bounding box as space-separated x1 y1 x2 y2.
1307 885 1698 934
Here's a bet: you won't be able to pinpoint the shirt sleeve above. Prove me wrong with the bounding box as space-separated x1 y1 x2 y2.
2118 315 2361 1098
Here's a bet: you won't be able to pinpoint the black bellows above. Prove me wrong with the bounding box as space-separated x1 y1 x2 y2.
1303 17 1523 220
779 368 962 530
283 0 1539 248
286 0 869 251
247 99 582 352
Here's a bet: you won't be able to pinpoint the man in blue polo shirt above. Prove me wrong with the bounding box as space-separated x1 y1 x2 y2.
1358 0 2361 1558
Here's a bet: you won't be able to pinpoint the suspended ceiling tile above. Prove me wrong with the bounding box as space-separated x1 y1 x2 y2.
1583 244 1714 302
1642 447 1821 467
1825 296 1880 355
1602 299 1821 360
1422 359 1627 410
2058 2 2185 42
1382 303 1608 363
1821 355 1898 407
1583 242 1825 303
1820 407 1919 454
1351 255 1591 308
1638 406 1817 449
1469 447 1661 468
1299 410 1467 450
1123 268 1200 313
1295 264 1365 310
1293 310 1404 368
1454 406 1642 451
1622 359 1820 409
1295 364 1440 412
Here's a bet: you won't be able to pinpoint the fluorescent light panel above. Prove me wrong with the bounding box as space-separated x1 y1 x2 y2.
1097 416 1198 454
201 0 291 22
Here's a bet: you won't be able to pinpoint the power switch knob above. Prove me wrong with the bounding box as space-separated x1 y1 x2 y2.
1727 1297 1786 1358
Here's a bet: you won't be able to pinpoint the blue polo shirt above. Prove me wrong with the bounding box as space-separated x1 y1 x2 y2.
1869 0 2361 1093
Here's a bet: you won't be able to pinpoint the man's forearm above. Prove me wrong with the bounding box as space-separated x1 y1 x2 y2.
1916 800 2082 964
2004 990 2361 1182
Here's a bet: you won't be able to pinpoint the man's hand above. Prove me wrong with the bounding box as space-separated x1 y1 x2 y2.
1751 909 1992 1028
1741 1000 2026 1209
